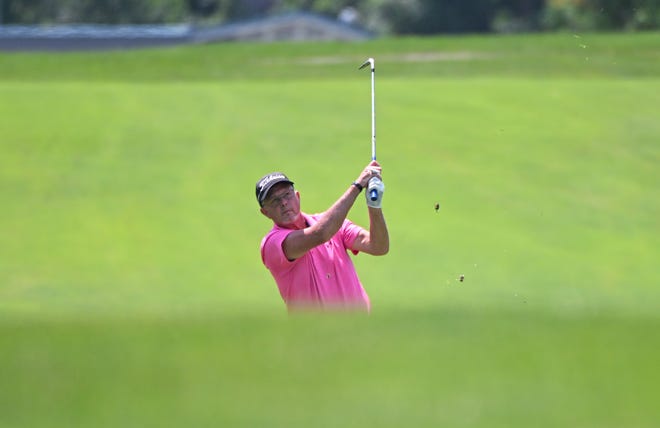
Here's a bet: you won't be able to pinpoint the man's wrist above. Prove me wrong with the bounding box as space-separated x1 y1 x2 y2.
351 181 364 192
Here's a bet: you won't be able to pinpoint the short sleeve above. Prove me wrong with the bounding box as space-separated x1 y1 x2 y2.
261 228 295 270
341 219 364 255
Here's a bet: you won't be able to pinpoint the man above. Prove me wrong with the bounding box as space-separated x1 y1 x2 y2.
257 161 389 312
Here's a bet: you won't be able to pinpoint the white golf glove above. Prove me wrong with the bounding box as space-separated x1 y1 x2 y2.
366 177 385 209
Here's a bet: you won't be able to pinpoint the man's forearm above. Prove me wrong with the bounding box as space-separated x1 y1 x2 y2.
368 207 389 255
312 184 361 242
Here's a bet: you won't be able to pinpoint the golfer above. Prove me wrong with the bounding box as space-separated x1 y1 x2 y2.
257 161 389 312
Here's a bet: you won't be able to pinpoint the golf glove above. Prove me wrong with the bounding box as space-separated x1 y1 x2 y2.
366 177 385 209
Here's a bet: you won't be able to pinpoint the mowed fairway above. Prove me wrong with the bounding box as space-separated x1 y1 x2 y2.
1 33 659 427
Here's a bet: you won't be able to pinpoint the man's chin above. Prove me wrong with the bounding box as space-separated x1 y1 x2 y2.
278 212 301 228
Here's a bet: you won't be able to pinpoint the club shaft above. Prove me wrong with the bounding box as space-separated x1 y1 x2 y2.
360 58 380 202
368 59 379 202
370 63 376 160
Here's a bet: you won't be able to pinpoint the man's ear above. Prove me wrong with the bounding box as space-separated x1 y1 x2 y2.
260 206 269 217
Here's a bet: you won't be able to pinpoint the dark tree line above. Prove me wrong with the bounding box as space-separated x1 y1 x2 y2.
1 0 658 32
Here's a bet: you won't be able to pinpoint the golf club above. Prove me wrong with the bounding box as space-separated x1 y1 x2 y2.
359 57 381 202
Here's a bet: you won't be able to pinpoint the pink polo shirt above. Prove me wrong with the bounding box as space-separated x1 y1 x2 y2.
260 212 371 312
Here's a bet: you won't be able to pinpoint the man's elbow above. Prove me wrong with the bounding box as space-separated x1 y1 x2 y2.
372 242 389 256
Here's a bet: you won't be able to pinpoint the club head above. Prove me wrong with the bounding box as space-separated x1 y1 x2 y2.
359 58 374 70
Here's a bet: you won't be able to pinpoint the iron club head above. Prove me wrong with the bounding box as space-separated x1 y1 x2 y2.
359 58 374 70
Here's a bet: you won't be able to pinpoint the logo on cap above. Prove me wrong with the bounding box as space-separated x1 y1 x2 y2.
258 173 287 190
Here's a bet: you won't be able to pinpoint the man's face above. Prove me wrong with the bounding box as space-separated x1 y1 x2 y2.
260 183 301 227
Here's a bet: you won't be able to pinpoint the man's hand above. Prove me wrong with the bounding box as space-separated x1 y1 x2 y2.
355 161 384 209
366 177 385 208
355 161 382 188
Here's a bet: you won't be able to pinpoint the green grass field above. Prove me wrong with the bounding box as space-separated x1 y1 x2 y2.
1 32 659 427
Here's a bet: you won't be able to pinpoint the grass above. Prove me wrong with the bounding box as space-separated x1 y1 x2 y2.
3 311 659 428
1 32 659 427
1 32 660 81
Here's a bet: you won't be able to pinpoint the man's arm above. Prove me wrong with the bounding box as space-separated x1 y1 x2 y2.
283 185 360 260
283 163 380 261
351 207 389 256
